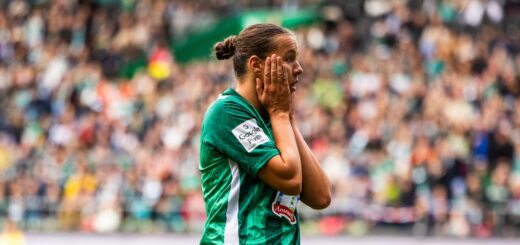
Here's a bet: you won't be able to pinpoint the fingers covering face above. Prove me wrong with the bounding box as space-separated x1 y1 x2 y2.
262 54 290 91
264 56 271 87
277 57 284 84
270 54 277 87
256 77 263 97
283 65 289 85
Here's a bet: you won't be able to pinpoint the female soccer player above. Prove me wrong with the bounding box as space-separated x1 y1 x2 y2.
199 23 331 244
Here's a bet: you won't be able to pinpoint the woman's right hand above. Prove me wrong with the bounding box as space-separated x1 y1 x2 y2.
256 54 291 116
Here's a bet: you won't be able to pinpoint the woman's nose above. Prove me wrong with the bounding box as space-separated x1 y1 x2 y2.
294 62 303 75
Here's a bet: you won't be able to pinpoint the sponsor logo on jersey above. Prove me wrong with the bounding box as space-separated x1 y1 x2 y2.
272 191 299 224
232 119 269 152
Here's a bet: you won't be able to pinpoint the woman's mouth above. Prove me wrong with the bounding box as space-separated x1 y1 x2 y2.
290 79 298 91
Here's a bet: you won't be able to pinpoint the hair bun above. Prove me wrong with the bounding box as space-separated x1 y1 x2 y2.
214 36 236 60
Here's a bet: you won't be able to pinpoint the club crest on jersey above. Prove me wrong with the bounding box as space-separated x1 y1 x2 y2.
232 119 269 152
272 192 299 224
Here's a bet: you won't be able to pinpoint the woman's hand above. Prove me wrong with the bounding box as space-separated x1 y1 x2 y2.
256 54 291 116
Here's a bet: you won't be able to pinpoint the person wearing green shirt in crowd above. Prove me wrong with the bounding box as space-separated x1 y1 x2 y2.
199 23 332 244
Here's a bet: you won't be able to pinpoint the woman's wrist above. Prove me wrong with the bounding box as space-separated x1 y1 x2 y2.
289 114 296 125
269 111 291 121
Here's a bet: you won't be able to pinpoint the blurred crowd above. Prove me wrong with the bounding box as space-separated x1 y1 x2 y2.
0 0 520 238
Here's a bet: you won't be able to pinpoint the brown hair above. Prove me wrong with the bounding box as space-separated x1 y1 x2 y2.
214 23 291 78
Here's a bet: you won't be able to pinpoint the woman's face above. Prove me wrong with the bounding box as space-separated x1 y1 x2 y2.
268 34 303 92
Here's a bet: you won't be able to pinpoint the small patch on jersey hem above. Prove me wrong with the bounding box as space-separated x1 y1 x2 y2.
271 192 299 225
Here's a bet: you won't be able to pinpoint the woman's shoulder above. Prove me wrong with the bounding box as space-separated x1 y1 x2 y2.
203 92 252 124
206 93 245 114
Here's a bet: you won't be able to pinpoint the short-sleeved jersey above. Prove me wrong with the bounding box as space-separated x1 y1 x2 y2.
199 88 300 245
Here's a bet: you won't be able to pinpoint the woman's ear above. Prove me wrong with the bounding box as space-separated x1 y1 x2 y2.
248 55 263 78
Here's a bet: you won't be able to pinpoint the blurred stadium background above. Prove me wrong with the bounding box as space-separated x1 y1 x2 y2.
1 0 520 244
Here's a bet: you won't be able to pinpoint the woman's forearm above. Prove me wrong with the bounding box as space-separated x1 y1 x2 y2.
270 113 302 181
292 119 331 209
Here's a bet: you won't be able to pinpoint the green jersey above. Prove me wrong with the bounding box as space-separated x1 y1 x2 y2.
199 88 300 245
